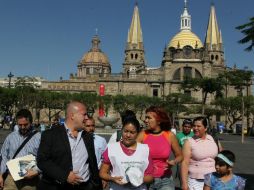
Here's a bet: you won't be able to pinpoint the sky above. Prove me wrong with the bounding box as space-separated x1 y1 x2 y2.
0 0 253 81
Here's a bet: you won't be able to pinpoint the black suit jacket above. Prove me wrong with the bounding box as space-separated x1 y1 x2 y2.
37 125 102 190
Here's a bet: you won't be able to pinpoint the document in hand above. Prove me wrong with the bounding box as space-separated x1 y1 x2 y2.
6 154 36 181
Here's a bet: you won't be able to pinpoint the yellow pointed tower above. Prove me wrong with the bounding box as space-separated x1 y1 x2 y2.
205 3 223 51
123 3 146 75
127 4 143 49
205 3 224 66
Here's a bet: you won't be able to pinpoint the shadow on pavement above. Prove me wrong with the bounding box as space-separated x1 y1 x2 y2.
236 173 254 190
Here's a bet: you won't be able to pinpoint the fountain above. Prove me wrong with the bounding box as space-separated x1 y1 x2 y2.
98 116 119 130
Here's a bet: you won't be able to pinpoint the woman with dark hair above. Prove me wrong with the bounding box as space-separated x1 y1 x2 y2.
100 117 154 190
108 110 136 144
137 106 182 190
181 116 222 190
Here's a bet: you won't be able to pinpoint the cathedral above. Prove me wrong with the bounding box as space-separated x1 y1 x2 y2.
42 1 230 102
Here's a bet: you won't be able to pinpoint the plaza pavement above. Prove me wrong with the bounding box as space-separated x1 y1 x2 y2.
0 129 253 189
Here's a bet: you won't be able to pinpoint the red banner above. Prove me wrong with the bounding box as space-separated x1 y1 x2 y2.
99 84 105 116
99 84 105 96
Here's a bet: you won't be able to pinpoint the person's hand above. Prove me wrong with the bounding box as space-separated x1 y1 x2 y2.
111 176 126 185
0 175 4 189
102 180 108 189
67 171 82 185
181 183 189 190
167 159 177 166
24 169 38 179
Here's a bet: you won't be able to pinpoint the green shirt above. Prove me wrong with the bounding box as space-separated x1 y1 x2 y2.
176 131 194 147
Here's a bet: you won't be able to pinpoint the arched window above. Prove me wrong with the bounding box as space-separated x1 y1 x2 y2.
173 67 202 80
131 54 133 59
211 55 214 60
195 69 202 79
153 89 158 97
173 68 181 80
184 67 192 78
135 54 138 59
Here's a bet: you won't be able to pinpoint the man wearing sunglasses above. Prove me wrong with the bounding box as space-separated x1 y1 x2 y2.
0 109 41 190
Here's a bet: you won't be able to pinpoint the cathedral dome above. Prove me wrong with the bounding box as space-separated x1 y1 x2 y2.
80 35 110 65
81 51 109 65
168 30 203 49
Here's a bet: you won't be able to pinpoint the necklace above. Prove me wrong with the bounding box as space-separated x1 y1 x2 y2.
150 130 162 134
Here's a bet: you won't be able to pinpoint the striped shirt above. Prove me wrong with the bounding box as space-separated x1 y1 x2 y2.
0 130 41 174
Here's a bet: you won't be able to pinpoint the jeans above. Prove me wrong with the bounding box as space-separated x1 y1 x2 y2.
149 176 175 190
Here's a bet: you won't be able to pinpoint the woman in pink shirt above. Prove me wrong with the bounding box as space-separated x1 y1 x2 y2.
181 117 221 190
137 106 183 190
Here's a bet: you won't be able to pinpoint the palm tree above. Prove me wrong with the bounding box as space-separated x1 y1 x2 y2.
236 17 254 52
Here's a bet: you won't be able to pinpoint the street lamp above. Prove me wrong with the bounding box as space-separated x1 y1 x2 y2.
7 72 14 88
236 86 245 143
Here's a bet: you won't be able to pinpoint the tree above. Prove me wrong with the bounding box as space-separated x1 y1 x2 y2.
244 95 254 135
220 69 254 131
0 87 18 117
40 91 69 123
113 95 130 117
236 17 254 52
214 97 252 130
181 77 224 115
72 92 98 109
163 93 193 117
222 70 253 90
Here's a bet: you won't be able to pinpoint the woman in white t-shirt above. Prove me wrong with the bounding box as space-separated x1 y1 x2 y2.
99 117 154 190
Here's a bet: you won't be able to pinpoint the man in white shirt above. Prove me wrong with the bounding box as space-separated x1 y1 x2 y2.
83 118 107 168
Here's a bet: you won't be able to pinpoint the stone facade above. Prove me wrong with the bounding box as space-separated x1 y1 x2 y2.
41 2 243 103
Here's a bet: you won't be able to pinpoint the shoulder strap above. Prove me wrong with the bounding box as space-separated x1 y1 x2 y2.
116 130 122 142
162 131 170 140
143 130 171 142
143 131 149 141
212 135 220 153
12 130 38 159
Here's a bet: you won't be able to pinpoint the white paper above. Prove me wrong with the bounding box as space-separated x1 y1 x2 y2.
6 154 36 181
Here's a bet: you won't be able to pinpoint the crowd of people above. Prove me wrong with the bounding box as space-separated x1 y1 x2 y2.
0 101 246 190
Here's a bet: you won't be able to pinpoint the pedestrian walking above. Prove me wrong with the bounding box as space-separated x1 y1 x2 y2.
204 150 246 190
83 117 107 168
181 116 221 190
0 109 40 190
37 101 102 190
176 119 194 148
108 110 136 144
100 117 154 190
137 106 183 190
